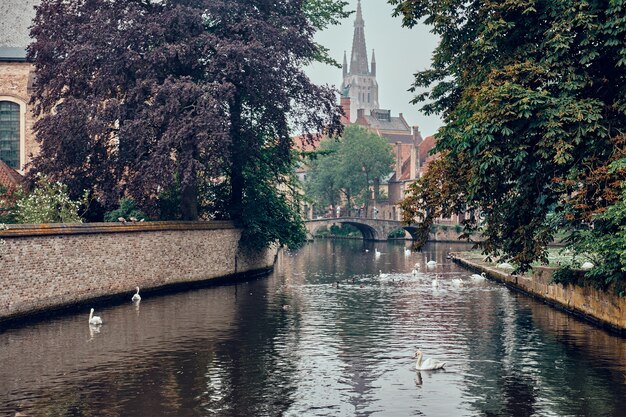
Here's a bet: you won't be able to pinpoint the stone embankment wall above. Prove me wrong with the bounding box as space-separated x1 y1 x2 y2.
451 253 626 334
0 221 277 322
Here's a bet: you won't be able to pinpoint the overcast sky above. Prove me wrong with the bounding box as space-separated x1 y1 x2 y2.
305 0 442 137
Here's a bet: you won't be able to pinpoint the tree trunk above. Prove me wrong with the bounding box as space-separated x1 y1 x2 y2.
180 181 198 220
364 170 370 218
373 177 380 207
229 94 244 219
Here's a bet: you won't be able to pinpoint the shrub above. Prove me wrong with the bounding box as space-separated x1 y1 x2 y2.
14 174 88 224
104 198 148 222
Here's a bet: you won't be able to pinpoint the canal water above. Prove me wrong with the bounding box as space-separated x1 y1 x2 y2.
1 240 624 417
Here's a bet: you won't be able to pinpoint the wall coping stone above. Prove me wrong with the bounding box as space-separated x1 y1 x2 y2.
0 220 237 238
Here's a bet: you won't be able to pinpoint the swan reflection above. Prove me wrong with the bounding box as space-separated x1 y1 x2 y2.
415 371 423 387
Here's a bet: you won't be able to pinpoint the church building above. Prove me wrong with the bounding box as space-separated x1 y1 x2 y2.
339 0 437 221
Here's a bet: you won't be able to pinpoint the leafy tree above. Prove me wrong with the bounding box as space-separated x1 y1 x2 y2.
0 185 18 224
103 198 148 222
305 125 394 213
304 0 351 66
567 159 626 293
28 0 344 248
305 139 343 210
14 174 87 224
339 125 395 212
392 0 626 271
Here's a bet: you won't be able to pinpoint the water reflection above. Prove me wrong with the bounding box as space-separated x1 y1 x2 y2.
0 240 624 416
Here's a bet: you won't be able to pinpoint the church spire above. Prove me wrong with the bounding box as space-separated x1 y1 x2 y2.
349 0 369 75
343 50 348 78
371 49 376 76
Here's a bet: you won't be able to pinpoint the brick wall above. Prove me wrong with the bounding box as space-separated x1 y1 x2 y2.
0 61 38 172
0 221 277 321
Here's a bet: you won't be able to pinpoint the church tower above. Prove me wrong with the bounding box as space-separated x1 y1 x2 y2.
341 0 379 122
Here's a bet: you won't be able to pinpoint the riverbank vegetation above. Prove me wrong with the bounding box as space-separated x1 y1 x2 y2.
392 0 626 291
15 0 349 250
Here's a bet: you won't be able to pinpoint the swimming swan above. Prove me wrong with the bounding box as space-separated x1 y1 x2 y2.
426 259 436 267
498 262 514 270
88 308 102 325
404 248 411 256
374 248 381 257
451 278 464 287
131 287 141 302
414 350 445 370
470 272 486 281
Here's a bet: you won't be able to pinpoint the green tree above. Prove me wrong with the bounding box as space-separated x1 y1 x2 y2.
14 174 88 224
305 125 394 215
304 139 343 210
103 198 148 222
340 125 395 213
566 158 626 293
392 0 626 270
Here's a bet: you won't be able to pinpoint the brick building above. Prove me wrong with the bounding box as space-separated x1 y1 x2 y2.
0 0 39 173
0 47 37 173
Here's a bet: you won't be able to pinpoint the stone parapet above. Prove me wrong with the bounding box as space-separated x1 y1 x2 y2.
0 221 277 323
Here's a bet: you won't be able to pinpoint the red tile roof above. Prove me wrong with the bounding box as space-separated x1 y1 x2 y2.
292 134 324 152
0 160 23 190
418 135 436 165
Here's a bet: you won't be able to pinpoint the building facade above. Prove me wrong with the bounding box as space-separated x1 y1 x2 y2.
0 48 37 174
0 0 39 173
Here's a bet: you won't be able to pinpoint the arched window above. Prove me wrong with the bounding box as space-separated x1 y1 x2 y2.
0 101 20 169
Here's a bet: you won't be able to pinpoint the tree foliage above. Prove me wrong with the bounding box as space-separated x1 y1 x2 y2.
392 0 626 271
305 125 394 211
28 0 344 248
304 139 343 209
103 198 148 222
14 174 87 224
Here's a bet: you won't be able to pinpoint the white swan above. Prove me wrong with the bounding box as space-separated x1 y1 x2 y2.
581 261 594 270
131 286 141 302
432 275 439 288
88 308 102 325
379 270 390 278
498 262 514 270
374 248 381 257
426 259 436 268
404 248 411 257
414 350 445 370
470 272 486 281
451 278 464 287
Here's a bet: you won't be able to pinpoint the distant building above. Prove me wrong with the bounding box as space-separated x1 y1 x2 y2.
340 0 379 122
0 1 40 173
0 46 37 173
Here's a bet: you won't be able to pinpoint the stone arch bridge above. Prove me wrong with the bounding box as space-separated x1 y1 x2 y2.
305 217 419 241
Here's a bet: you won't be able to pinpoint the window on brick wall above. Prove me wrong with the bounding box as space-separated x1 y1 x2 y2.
0 101 20 169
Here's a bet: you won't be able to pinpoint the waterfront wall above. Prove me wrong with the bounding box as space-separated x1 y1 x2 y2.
0 221 277 322
451 253 626 334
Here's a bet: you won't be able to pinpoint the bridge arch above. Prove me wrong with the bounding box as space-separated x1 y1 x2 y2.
305 218 417 241
307 220 379 241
